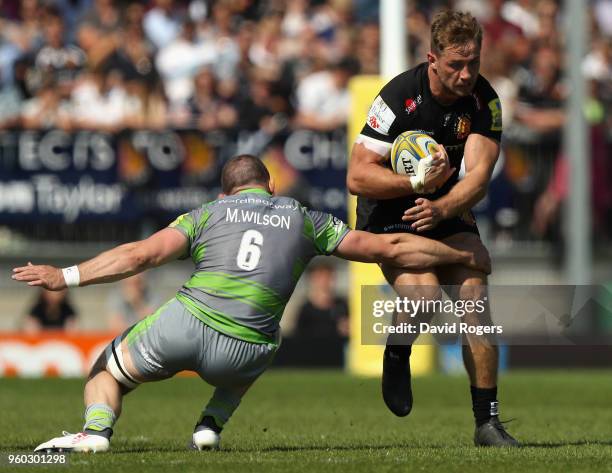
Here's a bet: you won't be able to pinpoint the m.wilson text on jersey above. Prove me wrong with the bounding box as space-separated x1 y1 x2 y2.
225 208 291 230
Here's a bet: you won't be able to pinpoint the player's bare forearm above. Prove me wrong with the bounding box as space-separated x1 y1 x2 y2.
384 233 490 274
434 133 499 219
77 242 154 286
347 143 417 198
435 170 489 219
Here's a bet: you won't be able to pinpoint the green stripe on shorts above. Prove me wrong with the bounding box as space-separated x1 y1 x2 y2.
125 299 174 346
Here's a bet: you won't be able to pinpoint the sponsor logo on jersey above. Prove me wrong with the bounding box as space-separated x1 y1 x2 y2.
455 114 472 140
366 96 396 135
443 113 453 127
411 129 435 136
330 216 346 237
404 95 422 114
444 143 466 152
488 98 502 131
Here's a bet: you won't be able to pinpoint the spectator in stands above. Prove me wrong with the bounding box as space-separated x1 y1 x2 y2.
21 77 71 129
143 0 182 49
107 273 159 333
294 56 359 131
80 0 123 34
355 22 380 75
69 69 135 131
0 66 23 127
513 45 565 135
31 7 86 97
76 22 120 72
156 19 216 106
532 0 560 48
115 4 158 85
248 13 283 75
196 1 241 81
23 288 78 333
237 75 277 132
483 0 524 56
501 0 540 38
0 0 43 86
481 48 517 126
294 261 349 341
171 66 236 131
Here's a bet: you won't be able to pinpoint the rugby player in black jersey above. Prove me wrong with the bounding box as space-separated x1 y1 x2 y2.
347 10 518 447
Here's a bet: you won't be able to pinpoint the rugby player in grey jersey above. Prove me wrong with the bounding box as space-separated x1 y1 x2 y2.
12 154 490 453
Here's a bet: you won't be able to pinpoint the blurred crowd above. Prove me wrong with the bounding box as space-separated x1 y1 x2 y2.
0 0 609 133
0 0 367 133
0 0 610 242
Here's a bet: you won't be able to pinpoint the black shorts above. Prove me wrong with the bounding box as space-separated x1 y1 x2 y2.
363 211 480 241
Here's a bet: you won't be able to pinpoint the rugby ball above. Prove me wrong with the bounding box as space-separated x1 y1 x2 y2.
390 131 438 178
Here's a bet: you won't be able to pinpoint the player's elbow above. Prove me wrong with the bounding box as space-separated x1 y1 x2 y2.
381 235 430 270
346 168 366 195
473 185 488 205
378 234 402 264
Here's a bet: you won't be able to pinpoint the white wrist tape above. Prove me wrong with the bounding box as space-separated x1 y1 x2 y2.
410 156 433 193
62 265 80 287
410 175 424 193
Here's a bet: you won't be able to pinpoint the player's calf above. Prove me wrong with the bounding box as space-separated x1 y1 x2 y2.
191 386 247 451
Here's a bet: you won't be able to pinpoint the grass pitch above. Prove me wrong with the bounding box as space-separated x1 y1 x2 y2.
2 370 612 472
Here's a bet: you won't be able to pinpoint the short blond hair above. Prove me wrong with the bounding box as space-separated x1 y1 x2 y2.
430 10 483 54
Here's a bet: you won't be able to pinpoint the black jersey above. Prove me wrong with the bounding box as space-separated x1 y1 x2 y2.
355 62 502 234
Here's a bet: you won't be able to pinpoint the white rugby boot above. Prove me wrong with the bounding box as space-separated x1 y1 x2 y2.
34 431 110 453
192 427 220 450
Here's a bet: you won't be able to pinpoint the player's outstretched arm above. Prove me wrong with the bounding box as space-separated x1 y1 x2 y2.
333 230 490 274
12 228 188 290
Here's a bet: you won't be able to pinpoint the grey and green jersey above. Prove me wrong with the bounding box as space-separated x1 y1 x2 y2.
169 188 350 345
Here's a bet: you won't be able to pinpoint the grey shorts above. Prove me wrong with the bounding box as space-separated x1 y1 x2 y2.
106 298 279 389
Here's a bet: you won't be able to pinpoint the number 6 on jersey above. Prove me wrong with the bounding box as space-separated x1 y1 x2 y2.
236 230 264 271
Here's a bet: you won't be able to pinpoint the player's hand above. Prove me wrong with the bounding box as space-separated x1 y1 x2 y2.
443 235 492 274
423 145 455 194
465 244 491 274
402 198 443 232
11 262 67 290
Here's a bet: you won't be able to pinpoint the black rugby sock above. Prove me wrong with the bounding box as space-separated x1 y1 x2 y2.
84 427 113 439
471 385 499 426
385 343 412 359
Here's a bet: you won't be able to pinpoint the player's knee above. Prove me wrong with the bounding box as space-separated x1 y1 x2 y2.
457 283 487 304
88 352 109 381
463 331 498 351
395 283 443 303
98 336 142 391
